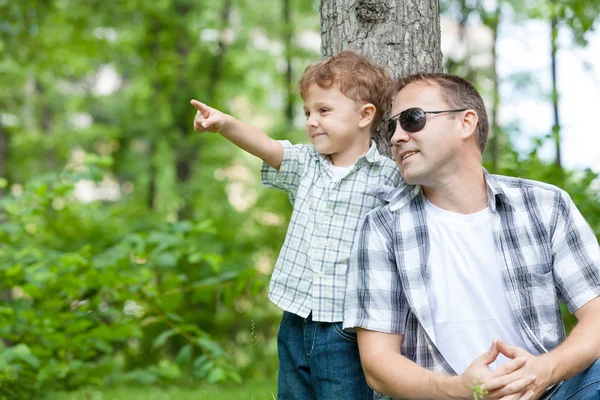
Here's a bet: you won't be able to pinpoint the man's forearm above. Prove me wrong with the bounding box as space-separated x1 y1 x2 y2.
541 316 600 385
362 349 461 399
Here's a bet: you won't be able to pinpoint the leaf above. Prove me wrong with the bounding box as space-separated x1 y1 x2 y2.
166 313 184 323
175 344 193 365
7 344 40 368
196 336 227 358
155 253 178 268
193 355 208 370
192 357 213 378
194 220 216 235
187 252 203 264
152 329 177 349
203 253 223 272
207 366 226 383
172 221 193 233
121 369 159 385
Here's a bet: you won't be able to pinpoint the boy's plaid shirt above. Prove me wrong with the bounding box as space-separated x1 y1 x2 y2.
261 140 401 322
344 171 600 374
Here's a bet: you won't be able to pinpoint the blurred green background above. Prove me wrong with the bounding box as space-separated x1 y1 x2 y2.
1 0 599 398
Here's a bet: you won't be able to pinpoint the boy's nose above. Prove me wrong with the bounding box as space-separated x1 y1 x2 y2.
306 115 319 128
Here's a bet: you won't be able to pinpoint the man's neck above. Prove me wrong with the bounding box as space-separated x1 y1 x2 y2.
422 165 488 215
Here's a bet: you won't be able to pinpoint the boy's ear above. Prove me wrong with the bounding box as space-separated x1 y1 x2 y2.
358 103 376 129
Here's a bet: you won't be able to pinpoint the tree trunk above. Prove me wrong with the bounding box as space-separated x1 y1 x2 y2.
207 0 233 102
320 0 443 157
283 0 294 125
176 0 232 219
488 4 501 170
33 79 58 170
0 121 11 319
0 122 7 194
550 14 562 170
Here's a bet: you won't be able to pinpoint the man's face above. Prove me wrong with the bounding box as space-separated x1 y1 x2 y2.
389 82 462 185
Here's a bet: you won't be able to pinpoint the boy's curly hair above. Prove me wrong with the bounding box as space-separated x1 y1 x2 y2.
299 50 393 133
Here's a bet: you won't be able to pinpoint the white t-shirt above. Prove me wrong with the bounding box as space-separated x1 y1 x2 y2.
424 199 528 374
326 163 354 182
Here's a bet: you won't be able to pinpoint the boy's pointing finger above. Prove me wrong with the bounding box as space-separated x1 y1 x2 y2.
190 99 210 117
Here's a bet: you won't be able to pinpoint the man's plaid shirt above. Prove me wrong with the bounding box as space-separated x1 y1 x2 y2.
344 170 600 374
261 140 401 322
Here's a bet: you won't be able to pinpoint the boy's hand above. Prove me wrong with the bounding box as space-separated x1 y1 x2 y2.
191 99 230 134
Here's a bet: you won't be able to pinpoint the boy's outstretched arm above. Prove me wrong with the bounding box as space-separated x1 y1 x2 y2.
191 99 284 170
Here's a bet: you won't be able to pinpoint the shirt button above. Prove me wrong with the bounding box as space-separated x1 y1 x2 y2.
427 344 433 352
316 271 323 279
328 209 334 217
323 239 329 247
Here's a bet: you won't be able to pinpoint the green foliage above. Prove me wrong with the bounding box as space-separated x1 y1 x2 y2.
50 378 277 400
0 344 40 399
0 165 263 396
472 383 488 400
1 0 316 395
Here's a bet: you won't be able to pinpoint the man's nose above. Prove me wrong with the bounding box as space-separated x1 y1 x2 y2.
390 123 410 145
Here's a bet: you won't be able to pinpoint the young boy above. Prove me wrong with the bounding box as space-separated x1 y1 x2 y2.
191 50 401 399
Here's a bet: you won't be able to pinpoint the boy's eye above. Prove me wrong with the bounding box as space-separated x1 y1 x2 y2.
304 111 310 118
319 108 328 113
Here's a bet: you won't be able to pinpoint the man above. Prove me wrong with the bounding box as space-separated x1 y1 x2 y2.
343 73 600 399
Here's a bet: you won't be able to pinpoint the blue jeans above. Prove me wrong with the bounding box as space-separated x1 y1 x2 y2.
548 358 600 399
277 311 372 400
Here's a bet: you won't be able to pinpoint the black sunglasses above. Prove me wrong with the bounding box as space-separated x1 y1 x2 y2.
386 107 467 142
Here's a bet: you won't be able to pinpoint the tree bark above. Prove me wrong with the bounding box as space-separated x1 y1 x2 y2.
488 3 501 170
0 122 7 193
283 0 295 125
176 0 232 219
0 121 11 316
320 0 443 157
207 0 233 102
550 14 562 170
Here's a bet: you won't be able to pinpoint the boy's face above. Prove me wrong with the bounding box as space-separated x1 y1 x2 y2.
302 83 369 165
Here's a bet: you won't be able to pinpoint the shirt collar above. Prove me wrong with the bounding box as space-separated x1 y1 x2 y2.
318 140 382 166
483 168 514 212
363 140 382 163
377 167 514 212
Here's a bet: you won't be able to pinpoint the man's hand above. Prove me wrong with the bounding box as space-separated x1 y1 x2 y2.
480 340 554 400
456 340 536 400
191 99 231 134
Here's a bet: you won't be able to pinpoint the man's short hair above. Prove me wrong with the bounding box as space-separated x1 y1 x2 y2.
299 50 393 133
395 73 490 153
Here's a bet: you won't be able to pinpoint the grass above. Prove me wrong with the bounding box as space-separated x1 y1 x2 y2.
50 379 277 400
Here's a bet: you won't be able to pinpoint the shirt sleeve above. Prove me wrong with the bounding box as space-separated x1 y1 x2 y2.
552 190 600 313
260 140 311 200
343 210 410 334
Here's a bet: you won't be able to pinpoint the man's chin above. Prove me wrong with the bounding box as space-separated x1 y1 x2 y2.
400 170 422 185
402 176 415 185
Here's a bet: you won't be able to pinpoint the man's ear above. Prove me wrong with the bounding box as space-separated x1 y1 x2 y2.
358 103 376 129
459 109 479 141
